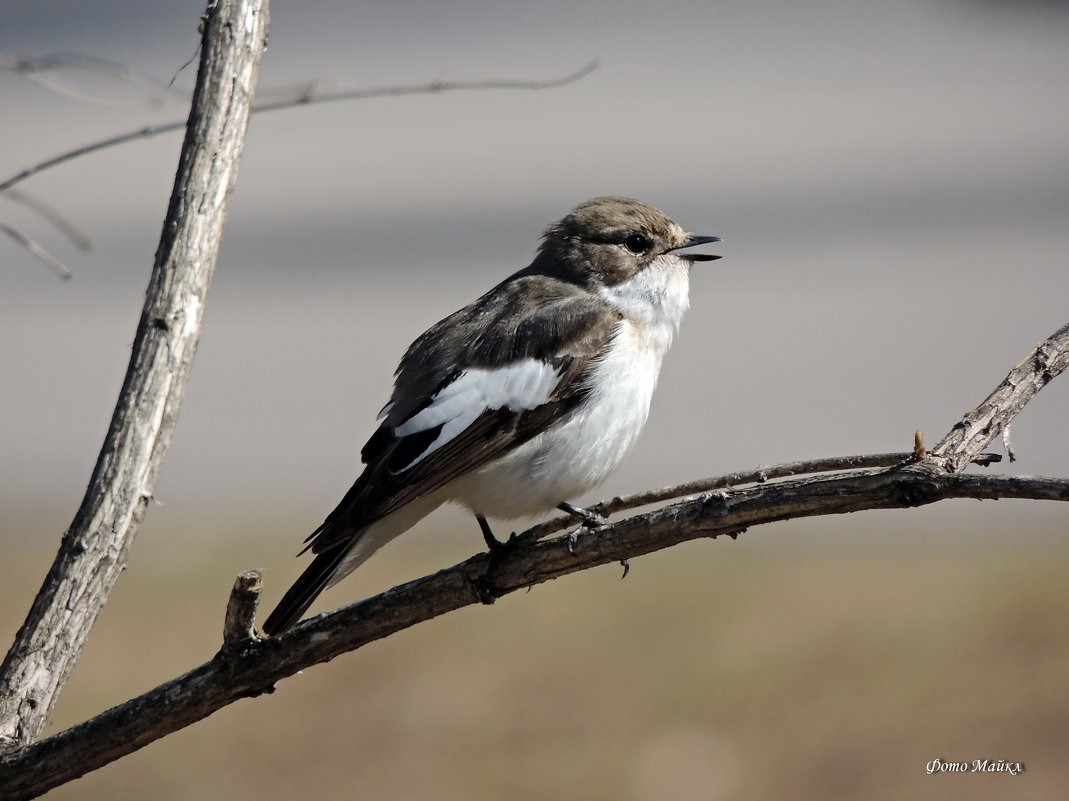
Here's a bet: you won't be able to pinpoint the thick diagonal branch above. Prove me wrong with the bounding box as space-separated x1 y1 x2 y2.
0 0 268 749
0 464 1066 799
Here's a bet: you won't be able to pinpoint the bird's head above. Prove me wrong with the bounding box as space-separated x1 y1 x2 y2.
537 196 721 289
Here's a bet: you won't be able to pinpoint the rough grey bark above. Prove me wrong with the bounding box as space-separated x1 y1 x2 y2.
0 0 268 751
0 321 1066 800
933 321 1069 471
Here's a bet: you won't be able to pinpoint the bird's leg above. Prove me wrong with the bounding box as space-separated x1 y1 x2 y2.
476 513 498 551
474 513 522 606
476 514 519 554
558 501 608 528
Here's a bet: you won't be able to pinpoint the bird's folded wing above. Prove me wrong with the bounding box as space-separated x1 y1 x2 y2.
307 293 620 554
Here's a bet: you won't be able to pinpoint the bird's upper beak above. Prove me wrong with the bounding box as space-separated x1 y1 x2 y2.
671 234 722 262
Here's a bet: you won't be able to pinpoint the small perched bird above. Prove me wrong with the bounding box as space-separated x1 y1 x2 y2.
262 197 720 635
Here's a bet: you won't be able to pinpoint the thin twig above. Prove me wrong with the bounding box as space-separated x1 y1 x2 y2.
0 61 598 193
248 60 599 113
0 224 72 280
0 52 184 106
2 189 92 250
520 450 1002 542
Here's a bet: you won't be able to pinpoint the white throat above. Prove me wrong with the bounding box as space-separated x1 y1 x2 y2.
597 254 691 354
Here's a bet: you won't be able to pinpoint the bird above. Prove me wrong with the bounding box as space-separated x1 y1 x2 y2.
261 196 721 635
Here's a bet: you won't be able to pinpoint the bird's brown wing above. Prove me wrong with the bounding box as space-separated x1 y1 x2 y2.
307 289 621 554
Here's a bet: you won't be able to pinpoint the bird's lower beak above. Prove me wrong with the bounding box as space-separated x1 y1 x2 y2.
673 234 722 262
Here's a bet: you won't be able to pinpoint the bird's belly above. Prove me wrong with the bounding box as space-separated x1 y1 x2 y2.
449 322 666 519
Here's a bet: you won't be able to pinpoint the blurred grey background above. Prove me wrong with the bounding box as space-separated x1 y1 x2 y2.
2 1 1068 799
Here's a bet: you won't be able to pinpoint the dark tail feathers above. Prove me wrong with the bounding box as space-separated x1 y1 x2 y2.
261 546 350 636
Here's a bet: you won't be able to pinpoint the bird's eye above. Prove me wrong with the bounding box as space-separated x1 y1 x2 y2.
623 234 651 254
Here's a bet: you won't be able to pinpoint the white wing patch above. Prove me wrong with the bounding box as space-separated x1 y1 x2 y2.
392 360 563 470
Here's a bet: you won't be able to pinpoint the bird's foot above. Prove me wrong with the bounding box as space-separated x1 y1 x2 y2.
476 514 520 556
559 502 608 556
473 514 523 604
557 501 608 529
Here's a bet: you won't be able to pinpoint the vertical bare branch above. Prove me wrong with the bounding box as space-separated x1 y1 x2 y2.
0 0 269 750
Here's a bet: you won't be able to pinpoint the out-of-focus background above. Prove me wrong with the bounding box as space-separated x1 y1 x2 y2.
2 0 1068 798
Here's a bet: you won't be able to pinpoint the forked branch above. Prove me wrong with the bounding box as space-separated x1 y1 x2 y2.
0 320 1066 800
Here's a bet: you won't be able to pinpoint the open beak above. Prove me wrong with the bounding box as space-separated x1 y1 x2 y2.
672 234 722 262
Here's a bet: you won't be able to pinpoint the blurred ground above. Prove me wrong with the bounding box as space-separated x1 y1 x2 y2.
3 512 1069 800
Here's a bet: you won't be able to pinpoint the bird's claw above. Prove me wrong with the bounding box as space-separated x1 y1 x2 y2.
559 502 609 557
484 530 520 556
558 501 609 529
477 513 520 555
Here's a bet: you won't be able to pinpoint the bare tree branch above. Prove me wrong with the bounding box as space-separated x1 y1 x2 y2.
0 61 597 194
0 472 1065 799
933 321 1069 471
1 188 94 280
0 0 268 752
0 320 1065 800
